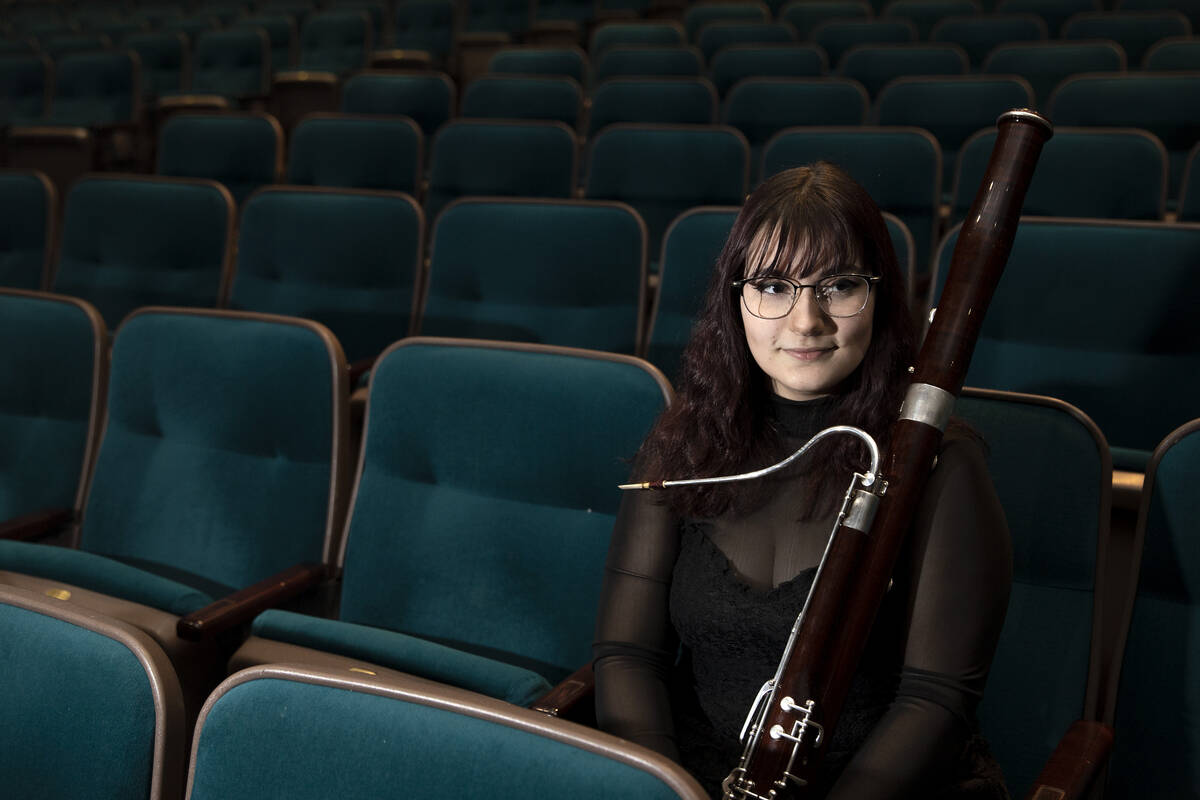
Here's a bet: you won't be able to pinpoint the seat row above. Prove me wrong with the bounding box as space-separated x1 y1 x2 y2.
0 296 1197 797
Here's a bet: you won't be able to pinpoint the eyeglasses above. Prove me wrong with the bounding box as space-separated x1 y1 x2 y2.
732 273 881 319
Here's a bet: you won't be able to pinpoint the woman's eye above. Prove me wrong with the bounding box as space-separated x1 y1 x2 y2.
757 280 792 295
823 277 857 295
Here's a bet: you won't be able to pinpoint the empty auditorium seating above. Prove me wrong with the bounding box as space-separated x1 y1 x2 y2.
812 18 918 66
157 112 284 204
340 70 456 137
0 170 54 290
296 8 372 74
929 13 1048 68
779 0 871 40
1062 9 1191 65
190 28 271 101
593 45 704 82
461 74 585 128
125 32 188 99
981 40 1126 107
708 43 827 95
488 44 589 82
286 113 422 194
837 43 969 98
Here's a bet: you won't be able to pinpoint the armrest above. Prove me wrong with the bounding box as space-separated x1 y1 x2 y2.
1023 720 1114 800
348 356 377 387
0 508 74 542
530 662 594 718
176 562 327 642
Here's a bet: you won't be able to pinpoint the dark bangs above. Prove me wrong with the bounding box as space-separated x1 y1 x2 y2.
742 203 868 283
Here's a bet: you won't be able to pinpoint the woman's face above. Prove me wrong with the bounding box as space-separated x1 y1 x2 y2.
739 251 875 402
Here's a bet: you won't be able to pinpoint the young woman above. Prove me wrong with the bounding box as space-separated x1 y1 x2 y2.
593 163 1013 799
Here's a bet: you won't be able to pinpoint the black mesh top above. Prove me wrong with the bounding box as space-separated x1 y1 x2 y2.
593 395 1014 799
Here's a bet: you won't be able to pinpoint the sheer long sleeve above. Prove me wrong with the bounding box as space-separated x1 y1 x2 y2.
593 489 683 760
826 435 1013 799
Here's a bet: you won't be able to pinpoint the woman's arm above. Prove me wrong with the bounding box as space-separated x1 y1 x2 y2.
827 434 1013 799
593 490 685 761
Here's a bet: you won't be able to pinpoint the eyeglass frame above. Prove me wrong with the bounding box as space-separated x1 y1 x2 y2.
730 273 882 319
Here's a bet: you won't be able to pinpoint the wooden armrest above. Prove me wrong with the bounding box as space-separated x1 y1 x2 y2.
0 508 74 542
1024 720 1114 800
176 562 327 642
531 662 594 718
347 356 377 387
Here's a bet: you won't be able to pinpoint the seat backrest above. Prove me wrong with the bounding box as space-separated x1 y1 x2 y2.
488 45 589 82
1062 9 1191 65
584 123 749 258
995 0 1100 36
1108 417 1200 799
339 70 455 136
187 665 708 800
420 198 646 353
683 1 770 42
721 77 869 161
955 388 1112 797
762 125 940 283
779 0 872 40
952 127 1167 223
0 169 54 290
929 12 1048 68
0 289 106 522
645 206 738 380
79 307 350 593
53 175 235 328
338 339 672 681
49 49 141 126
192 28 270 98
697 21 797 61
708 43 827 96
1175 142 1200 220
286 113 422 194
298 8 372 73
426 119 578 225
812 18 918 67
461 74 584 129
837 42 969 98
231 186 422 363
157 112 284 205
930 218 1200 470
392 0 456 60
235 14 297 73
882 0 981 38
981 40 1126 106
590 20 686 54
0 53 50 124
0 584 186 800
593 45 704 82
588 76 718 137
124 32 187 97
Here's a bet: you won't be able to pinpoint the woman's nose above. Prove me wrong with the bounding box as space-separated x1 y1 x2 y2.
787 287 831 334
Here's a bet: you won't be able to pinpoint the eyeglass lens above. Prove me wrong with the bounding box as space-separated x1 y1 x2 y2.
742 275 872 319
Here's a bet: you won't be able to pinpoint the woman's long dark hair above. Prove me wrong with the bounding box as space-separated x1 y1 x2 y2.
637 162 917 518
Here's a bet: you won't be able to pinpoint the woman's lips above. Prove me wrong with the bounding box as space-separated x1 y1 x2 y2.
783 347 835 362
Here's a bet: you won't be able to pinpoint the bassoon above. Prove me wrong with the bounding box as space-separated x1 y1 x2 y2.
622 108 1053 798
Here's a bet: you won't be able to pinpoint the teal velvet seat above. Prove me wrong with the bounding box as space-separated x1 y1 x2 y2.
0 54 51 124
590 20 686 55
51 175 235 329
1143 34 1200 69
419 198 646 353
1176 143 1200 220
874 75 1034 196
297 9 372 74
488 45 589 83
955 389 1114 796
981 40 1126 107
126 32 188 99
1049 72 1200 204
697 21 797 62
461 74 584 129
233 15 297 74
951 127 1168 224
587 76 719 137
425 119 577 226
584 123 749 260
928 13 1048 68
930 218 1200 471
881 0 981 39
464 0 531 35
779 0 871 40
47 50 141 127
0 307 351 710
286 113 422 194
593 45 704 83
683 2 770 43
229 186 423 364
1061 9 1191 66
340 70 456 137
188 665 708 800
231 338 672 706
0 170 54 290
41 32 112 58
762 125 941 284
0 585 187 800
708 43 827 96
721 77 869 175
812 18 918 67
0 289 105 526
994 0 1099 36
157 112 283 205
190 28 271 100
837 43 969 98
1108 418 1200 798
643 206 738 382
392 0 457 67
